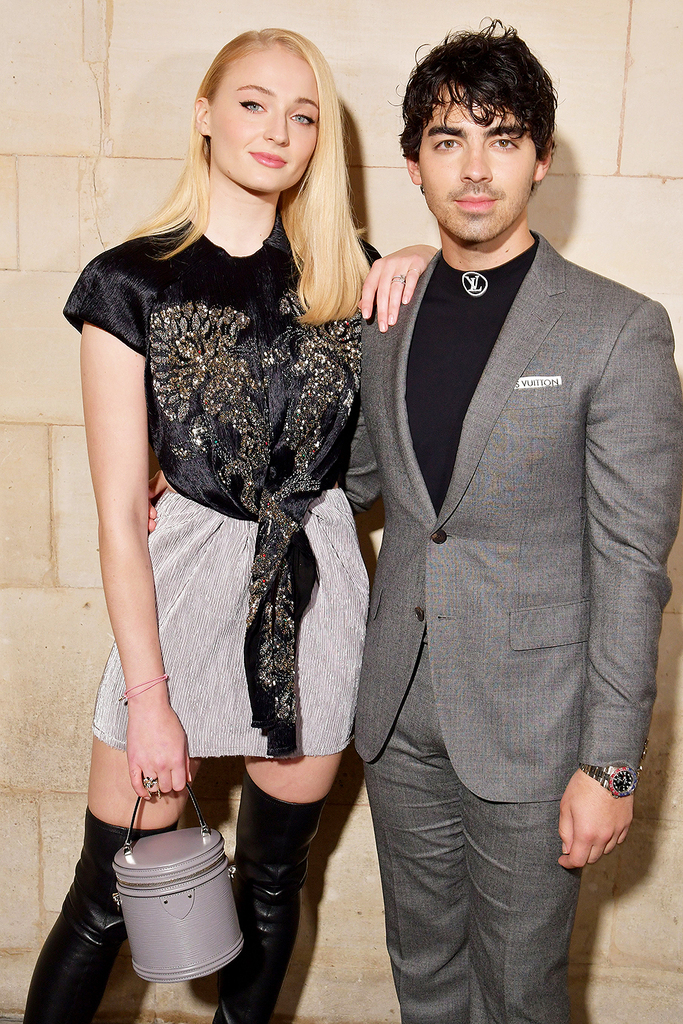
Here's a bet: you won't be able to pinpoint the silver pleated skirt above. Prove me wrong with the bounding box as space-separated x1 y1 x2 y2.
92 488 369 758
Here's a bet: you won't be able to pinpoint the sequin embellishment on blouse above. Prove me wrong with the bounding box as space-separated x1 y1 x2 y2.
148 289 362 755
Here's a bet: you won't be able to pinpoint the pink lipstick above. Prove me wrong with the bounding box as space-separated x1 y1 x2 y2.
250 152 286 168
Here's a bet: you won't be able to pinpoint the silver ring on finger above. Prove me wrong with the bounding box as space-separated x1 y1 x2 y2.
391 275 407 284
143 775 159 793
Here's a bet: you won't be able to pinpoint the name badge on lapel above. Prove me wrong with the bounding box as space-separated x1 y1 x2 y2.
515 375 562 390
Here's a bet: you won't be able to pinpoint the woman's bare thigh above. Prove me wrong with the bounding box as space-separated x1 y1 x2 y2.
245 751 343 804
88 737 341 826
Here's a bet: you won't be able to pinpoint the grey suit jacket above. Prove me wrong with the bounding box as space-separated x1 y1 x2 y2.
346 236 683 801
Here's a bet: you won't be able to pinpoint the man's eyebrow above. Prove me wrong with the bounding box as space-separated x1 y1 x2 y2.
426 124 466 138
236 84 319 109
426 122 524 139
485 123 524 137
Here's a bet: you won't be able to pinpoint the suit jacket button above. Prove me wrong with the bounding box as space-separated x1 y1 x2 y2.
414 606 425 622
431 529 447 544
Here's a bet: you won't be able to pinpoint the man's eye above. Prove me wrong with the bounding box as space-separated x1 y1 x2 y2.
437 139 456 149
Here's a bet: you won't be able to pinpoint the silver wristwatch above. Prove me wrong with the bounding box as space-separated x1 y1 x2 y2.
579 741 647 798
578 763 638 797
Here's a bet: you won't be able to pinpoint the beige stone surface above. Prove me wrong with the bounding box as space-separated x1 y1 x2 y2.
0 423 52 587
620 0 683 177
52 425 101 588
40 791 89 913
0 949 38 1017
355 166 441 257
80 157 183 261
635 714 683 825
295 802 388 971
106 0 627 177
0 155 18 270
96 955 157 1022
612 819 683 969
653 612 683 717
276 967 400 1024
0 588 111 792
83 0 109 64
0 271 83 424
1 0 102 156
529 173 683 295
0 791 40 949
665 524 683 615
18 157 81 272
569 855 618 965
570 966 683 1024
153 975 219 1022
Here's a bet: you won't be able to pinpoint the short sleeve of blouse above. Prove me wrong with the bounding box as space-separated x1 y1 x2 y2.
361 240 381 264
63 242 155 355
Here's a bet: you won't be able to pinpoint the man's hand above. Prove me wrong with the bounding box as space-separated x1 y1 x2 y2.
558 768 633 869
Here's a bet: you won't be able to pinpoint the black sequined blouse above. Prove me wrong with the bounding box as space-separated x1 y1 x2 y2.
64 219 366 756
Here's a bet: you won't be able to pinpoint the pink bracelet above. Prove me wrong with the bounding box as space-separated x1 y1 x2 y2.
119 673 168 704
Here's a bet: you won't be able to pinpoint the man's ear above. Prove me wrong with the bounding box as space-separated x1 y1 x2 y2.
533 148 552 185
406 156 422 187
195 97 211 138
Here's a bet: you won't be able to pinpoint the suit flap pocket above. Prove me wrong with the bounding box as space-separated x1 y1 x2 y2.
509 600 589 650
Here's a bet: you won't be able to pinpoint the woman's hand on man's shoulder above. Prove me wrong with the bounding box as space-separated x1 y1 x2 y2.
360 245 437 333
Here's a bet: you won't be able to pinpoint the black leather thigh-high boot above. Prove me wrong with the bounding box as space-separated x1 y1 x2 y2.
213 771 326 1024
23 808 177 1024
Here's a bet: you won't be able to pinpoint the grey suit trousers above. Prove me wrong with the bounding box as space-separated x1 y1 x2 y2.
364 643 581 1024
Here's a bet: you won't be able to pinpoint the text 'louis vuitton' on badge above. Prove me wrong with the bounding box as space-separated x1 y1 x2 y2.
515 375 562 389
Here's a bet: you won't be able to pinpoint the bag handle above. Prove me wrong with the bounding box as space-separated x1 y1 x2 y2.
123 784 210 856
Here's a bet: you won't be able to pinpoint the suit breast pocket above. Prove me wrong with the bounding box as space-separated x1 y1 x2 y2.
509 600 589 650
504 377 570 410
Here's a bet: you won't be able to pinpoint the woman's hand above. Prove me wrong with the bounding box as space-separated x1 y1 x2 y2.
126 685 191 799
361 245 437 332
148 469 170 533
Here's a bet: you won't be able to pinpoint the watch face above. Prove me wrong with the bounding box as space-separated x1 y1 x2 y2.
608 767 637 797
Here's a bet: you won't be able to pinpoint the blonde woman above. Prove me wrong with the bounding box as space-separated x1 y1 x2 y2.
23 28 430 1024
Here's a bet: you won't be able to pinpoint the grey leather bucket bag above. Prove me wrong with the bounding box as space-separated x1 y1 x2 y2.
113 785 243 982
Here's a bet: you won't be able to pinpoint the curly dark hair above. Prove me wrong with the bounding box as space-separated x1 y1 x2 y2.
400 20 557 162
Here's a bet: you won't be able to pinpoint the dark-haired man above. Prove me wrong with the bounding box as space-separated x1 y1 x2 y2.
348 21 683 1023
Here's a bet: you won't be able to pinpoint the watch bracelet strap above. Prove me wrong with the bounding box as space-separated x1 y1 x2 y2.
578 763 613 789
578 762 640 794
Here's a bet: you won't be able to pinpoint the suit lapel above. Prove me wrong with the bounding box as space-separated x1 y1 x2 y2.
385 254 440 526
437 237 567 527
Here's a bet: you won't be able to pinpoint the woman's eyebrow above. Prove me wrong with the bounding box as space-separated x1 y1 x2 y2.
236 84 318 109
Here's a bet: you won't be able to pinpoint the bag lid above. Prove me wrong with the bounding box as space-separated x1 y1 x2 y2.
114 826 225 885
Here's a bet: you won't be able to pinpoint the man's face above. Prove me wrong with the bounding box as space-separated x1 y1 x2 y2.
406 104 551 258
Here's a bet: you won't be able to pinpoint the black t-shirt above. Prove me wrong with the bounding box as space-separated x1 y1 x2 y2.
406 239 538 513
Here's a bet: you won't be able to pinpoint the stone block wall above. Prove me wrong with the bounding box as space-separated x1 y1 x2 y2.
1 1 682 1021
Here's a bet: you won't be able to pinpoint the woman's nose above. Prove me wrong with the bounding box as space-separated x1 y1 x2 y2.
265 115 289 147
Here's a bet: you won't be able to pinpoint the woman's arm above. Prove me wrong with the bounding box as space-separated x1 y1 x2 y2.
81 323 189 799
361 244 437 332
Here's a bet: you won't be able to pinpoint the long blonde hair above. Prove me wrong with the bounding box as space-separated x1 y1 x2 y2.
131 29 369 325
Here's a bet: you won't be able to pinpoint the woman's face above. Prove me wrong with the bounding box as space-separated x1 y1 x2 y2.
196 45 320 200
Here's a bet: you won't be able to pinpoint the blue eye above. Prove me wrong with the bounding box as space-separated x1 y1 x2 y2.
292 114 316 125
240 101 263 112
